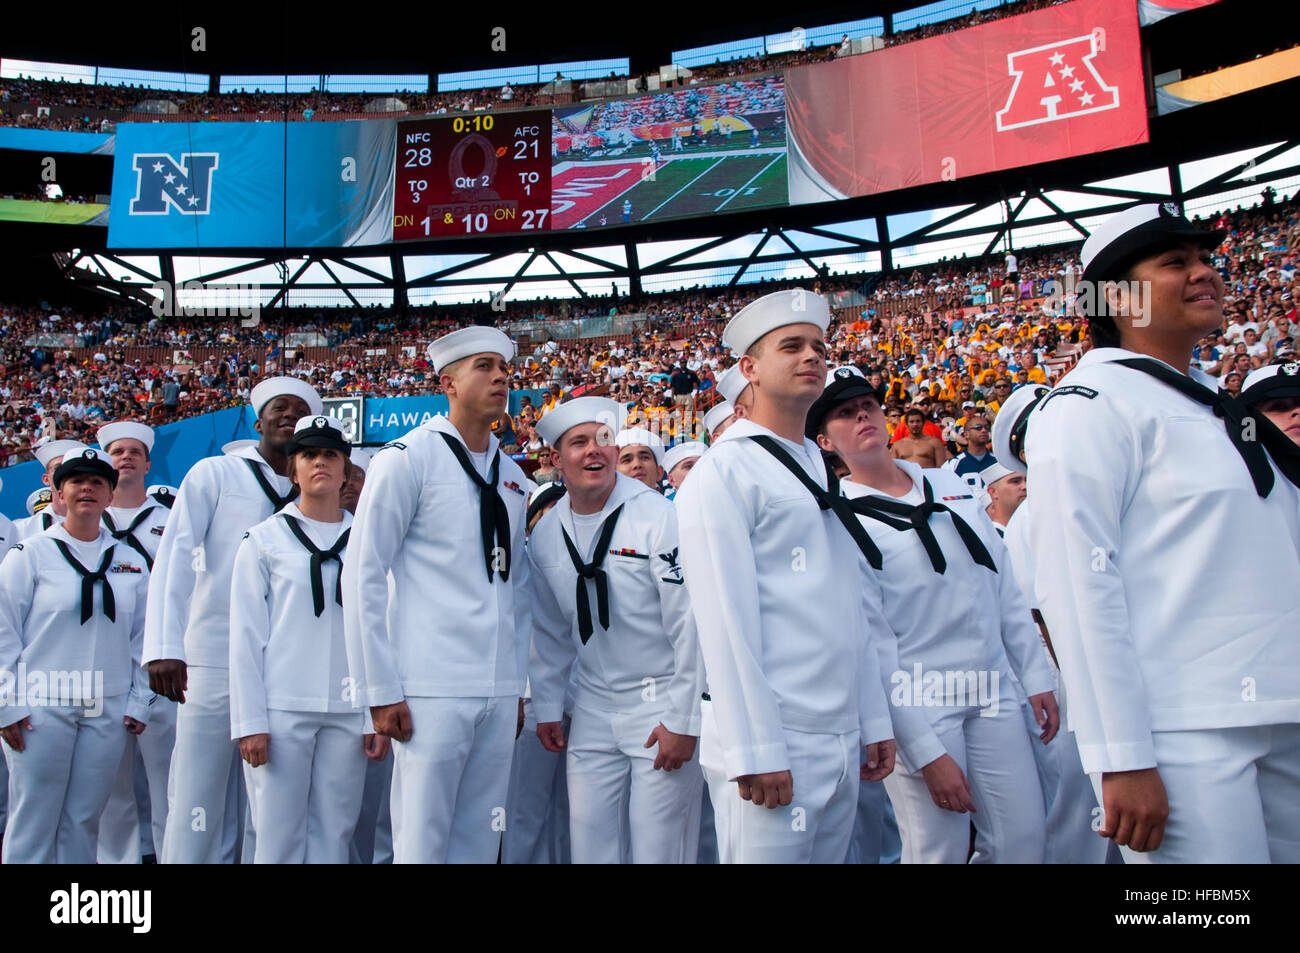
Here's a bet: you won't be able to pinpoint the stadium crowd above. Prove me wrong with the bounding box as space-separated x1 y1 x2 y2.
2 196 1294 472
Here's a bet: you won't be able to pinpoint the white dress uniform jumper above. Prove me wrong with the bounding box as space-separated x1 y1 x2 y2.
342 415 531 864
1027 347 1300 863
840 462 1053 863
0 524 153 863
529 473 706 863
230 503 366 863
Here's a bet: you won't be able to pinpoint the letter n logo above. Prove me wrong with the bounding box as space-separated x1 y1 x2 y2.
996 33 1120 131
130 153 219 214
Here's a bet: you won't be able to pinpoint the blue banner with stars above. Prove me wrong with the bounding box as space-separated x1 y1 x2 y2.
107 121 395 248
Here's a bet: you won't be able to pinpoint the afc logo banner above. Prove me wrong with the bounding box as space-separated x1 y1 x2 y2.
129 152 219 215
996 32 1120 131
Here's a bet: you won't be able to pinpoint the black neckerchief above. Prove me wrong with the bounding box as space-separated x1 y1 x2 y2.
54 539 117 624
844 476 997 575
243 458 299 509
748 434 883 570
1114 357 1300 497
439 432 512 582
561 504 625 644
281 514 350 617
103 507 157 570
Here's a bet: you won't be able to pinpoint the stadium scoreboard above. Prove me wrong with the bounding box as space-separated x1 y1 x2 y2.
394 110 552 240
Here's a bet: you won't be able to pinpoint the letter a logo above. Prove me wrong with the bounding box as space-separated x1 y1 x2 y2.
130 153 219 215
996 33 1120 131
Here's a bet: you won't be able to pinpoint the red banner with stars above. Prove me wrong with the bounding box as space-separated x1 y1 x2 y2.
784 0 1148 203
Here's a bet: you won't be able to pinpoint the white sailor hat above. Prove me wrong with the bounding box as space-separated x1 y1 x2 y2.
426 326 516 375
715 364 749 404
722 288 831 356
52 446 118 489
96 420 154 453
222 439 257 455
991 383 1050 473
527 481 567 526
615 427 665 466
35 439 89 470
250 376 323 418
1080 203 1226 286
663 441 707 474
703 400 735 437
977 460 1015 486
535 396 621 447
287 414 351 453
147 484 179 503
27 487 53 515
349 448 373 473
1242 361 1300 404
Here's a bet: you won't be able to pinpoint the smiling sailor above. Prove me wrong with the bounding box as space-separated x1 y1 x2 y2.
0 447 154 863
143 376 322 863
1027 202 1300 863
529 396 706 863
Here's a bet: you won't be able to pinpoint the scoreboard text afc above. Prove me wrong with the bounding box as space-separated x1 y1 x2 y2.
394 111 552 240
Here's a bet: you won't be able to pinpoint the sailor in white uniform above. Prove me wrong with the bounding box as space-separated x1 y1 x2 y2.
702 401 736 441
94 421 175 864
340 449 394 864
663 441 707 494
810 366 1055 863
675 289 898 864
343 326 531 864
147 485 180 511
983 391 1113 865
143 377 323 863
13 440 86 540
230 415 385 863
530 397 705 863
503 482 573 865
1241 363 1300 449
1028 203 1300 862
615 427 665 492
0 448 154 863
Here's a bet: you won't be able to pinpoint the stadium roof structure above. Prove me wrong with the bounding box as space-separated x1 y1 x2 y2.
1 0 1296 311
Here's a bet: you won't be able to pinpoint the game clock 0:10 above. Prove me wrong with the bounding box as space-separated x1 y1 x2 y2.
394 110 552 240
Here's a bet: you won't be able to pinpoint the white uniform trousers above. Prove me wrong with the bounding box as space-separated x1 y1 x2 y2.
701 704 861 864
160 664 246 863
97 697 177 863
243 709 366 864
2 695 129 864
389 695 516 864
845 778 901 863
566 699 703 864
1015 703 1109 864
1090 723 1300 864
885 695 1046 864
350 750 394 864
696 787 718 864
502 703 570 864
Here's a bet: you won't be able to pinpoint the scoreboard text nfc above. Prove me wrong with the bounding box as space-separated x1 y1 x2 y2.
394 110 552 240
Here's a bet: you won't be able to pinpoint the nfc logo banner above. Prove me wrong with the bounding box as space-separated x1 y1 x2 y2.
130 152 219 215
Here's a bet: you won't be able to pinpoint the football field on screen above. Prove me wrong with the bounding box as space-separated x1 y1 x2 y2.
558 151 788 228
